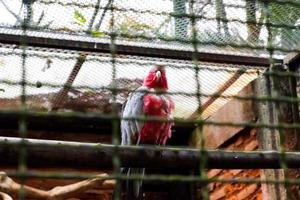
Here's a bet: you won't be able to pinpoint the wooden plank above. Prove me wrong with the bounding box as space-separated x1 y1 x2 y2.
256 64 300 200
284 52 300 68
280 64 300 200
51 53 87 111
192 80 256 149
0 33 280 67
189 68 246 119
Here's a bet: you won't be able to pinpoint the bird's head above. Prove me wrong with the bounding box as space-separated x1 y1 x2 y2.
143 65 168 90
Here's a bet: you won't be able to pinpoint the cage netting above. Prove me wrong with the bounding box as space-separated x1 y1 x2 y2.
0 0 300 199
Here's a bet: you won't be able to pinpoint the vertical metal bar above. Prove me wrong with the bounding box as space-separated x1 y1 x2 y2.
18 1 29 199
190 1 207 199
109 1 121 200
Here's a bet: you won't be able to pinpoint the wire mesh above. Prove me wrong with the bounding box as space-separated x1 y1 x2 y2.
0 0 300 199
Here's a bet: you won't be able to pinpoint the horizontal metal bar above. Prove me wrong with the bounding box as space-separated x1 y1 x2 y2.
0 33 278 67
0 137 299 169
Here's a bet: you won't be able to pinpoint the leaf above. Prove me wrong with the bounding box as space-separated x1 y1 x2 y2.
74 10 86 25
90 30 105 37
0 88 5 92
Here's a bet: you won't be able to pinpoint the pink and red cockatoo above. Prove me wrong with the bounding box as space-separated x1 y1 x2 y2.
120 65 174 200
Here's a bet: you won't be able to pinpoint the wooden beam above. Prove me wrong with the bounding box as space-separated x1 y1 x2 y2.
2 137 300 170
254 73 287 200
189 68 246 119
0 109 195 134
190 80 256 149
282 61 300 199
0 110 113 134
51 53 87 111
0 33 281 67
284 52 300 69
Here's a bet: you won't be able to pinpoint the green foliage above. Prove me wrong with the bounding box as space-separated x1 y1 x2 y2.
90 30 105 37
243 0 300 48
269 1 300 48
251 1 300 48
73 10 87 26
116 17 152 35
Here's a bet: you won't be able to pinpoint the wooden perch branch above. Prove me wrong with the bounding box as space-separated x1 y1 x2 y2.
2 137 300 169
0 192 12 200
0 171 115 200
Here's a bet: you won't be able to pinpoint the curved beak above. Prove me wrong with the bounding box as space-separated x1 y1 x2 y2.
155 71 161 79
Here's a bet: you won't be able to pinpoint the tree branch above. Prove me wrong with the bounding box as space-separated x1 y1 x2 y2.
0 0 22 24
0 192 12 200
87 0 102 33
95 0 114 31
0 171 115 199
189 0 211 15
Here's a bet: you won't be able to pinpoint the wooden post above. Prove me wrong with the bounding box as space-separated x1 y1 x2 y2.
283 54 300 200
254 73 287 200
255 63 300 200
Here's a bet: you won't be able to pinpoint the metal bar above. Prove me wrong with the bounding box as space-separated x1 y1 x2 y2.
1 137 300 169
0 33 279 67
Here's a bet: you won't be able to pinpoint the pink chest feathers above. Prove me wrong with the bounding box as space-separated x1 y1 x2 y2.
139 94 175 145
143 94 174 116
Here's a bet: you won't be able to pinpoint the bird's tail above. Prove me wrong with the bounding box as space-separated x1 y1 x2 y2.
126 167 145 200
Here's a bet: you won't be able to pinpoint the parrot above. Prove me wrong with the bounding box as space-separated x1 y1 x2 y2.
120 65 175 200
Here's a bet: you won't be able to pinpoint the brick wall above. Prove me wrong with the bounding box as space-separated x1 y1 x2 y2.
207 129 262 200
